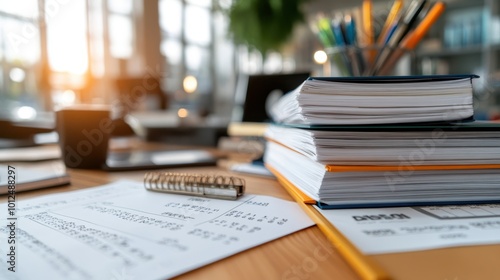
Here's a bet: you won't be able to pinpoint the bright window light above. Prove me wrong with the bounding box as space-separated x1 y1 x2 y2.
183 75 198 93
16 106 37 120
9 67 25 82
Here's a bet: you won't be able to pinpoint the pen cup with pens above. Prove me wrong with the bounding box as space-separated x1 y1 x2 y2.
313 0 446 77
324 45 414 77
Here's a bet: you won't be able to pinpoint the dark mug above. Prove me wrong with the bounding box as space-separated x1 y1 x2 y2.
56 105 114 169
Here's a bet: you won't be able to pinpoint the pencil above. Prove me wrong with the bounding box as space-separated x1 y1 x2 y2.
362 0 375 65
377 0 404 46
378 1 446 75
369 0 427 75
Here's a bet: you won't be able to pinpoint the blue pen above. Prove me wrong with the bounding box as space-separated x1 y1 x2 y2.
344 15 357 46
344 14 365 76
318 16 351 76
332 16 355 76
384 23 398 44
331 17 347 46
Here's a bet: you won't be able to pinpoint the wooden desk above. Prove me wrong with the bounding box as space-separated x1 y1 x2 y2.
12 157 360 280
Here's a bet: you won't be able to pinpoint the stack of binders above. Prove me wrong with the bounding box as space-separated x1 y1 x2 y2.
264 74 500 209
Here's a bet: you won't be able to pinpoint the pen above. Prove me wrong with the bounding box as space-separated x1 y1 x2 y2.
332 15 355 76
377 0 404 46
378 2 446 75
369 0 427 75
317 15 351 76
401 1 445 50
318 16 337 47
344 14 365 75
362 0 375 65
415 1 432 23
382 22 399 44
332 16 347 47
344 14 357 46
310 18 333 49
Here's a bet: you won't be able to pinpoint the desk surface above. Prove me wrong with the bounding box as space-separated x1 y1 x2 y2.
11 155 359 280
9 141 500 279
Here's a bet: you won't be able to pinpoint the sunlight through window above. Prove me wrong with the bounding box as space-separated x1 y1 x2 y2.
46 0 88 74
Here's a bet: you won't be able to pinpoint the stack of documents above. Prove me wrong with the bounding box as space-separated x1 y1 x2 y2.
265 74 500 278
265 123 500 165
270 75 477 125
266 137 500 208
264 74 500 209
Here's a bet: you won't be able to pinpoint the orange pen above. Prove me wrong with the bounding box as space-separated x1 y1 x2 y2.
401 1 446 49
378 1 446 75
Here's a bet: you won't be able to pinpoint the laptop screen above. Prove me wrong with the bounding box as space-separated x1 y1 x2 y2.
233 72 310 123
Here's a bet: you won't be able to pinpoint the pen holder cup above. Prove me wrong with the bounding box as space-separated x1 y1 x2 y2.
324 46 414 77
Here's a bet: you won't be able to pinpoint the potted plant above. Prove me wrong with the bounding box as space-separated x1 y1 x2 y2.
226 0 308 55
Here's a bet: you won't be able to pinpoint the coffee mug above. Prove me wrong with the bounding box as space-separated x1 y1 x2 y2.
56 105 114 169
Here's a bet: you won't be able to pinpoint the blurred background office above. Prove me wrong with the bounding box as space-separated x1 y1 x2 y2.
1 0 500 141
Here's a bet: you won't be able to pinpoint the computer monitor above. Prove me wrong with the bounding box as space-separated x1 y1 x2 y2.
234 72 310 123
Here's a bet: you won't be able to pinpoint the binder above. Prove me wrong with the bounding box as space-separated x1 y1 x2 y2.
143 171 245 200
268 164 500 280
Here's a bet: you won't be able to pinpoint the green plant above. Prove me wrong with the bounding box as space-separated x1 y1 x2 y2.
227 0 308 55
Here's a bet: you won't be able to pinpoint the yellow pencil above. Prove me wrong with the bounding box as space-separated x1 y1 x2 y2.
362 0 376 65
377 0 404 46
378 1 446 75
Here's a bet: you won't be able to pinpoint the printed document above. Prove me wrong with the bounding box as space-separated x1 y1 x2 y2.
316 205 500 254
0 180 313 279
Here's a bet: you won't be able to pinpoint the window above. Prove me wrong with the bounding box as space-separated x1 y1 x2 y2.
159 0 215 114
0 0 42 119
107 0 134 59
0 0 238 120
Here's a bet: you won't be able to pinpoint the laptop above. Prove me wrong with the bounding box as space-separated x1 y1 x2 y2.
233 72 311 123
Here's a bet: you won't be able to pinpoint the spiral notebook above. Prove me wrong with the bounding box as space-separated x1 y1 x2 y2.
143 172 245 200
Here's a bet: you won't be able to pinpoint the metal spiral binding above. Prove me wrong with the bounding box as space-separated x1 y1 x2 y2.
144 172 245 200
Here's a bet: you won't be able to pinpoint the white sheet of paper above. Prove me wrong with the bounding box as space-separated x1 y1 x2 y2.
315 204 500 254
0 180 314 280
